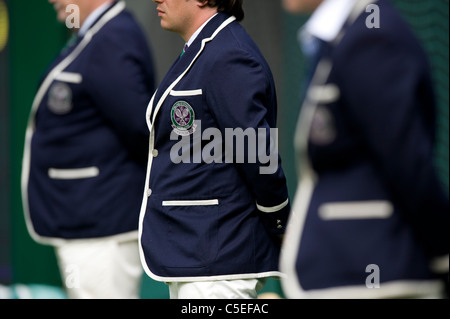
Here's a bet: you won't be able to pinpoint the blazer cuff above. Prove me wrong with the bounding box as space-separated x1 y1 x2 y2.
256 199 289 214
257 199 290 236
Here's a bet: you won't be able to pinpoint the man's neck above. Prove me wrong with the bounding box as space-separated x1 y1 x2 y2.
181 8 218 43
89 0 115 13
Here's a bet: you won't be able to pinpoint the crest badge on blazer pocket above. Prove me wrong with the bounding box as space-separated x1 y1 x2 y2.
310 105 337 145
48 82 73 115
171 100 197 136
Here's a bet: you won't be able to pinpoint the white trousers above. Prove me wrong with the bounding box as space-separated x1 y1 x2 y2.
169 279 267 299
55 237 143 299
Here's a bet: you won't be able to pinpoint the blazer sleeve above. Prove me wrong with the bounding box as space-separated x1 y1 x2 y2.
84 26 155 166
335 24 449 261
205 48 290 237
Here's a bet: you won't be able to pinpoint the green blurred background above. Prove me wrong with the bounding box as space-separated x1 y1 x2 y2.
0 0 448 299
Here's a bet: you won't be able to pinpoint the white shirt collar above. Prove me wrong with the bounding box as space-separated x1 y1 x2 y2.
186 13 218 48
78 1 114 37
302 0 357 43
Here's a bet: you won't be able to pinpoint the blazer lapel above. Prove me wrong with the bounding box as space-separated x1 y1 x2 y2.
149 13 235 125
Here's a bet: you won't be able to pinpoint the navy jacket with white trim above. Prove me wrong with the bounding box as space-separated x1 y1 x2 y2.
281 0 449 298
139 13 291 281
22 1 156 243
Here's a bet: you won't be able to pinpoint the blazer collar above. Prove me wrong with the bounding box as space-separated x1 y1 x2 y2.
169 12 232 76
186 13 218 48
182 13 230 61
149 13 236 125
302 0 356 43
78 1 115 36
78 1 124 39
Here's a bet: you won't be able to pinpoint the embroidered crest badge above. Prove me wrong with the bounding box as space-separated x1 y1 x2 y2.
309 105 337 145
48 82 73 115
171 101 197 136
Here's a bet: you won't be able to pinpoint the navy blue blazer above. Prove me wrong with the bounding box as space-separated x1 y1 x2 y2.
22 1 156 243
281 0 449 298
139 13 291 281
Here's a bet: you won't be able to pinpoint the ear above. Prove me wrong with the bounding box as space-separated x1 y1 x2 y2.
196 0 210 8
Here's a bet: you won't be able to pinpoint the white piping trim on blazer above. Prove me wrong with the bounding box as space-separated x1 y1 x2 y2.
285 280 443 299
54 72 83 84
318 200 394 220
21 1 127 246
162 199 219 207
257 198 289 214
308 84 340 104
170 89 203 97
279 58 332 300
48 167 100 180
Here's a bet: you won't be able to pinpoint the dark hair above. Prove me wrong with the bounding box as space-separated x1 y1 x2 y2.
205 0 245 22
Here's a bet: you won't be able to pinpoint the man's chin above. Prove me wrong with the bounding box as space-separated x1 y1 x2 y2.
57 12 69 23
160 21 175 33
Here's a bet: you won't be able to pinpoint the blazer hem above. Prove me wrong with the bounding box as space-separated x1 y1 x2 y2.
281 279 445 299
140 260 285 283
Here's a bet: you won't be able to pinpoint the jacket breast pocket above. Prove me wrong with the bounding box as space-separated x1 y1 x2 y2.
47 72 83 115
318 200 394 220
170 89 203 97
48 167 99 180
162 199 219 269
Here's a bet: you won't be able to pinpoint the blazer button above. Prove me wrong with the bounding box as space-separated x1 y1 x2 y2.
152 149 159 158
277 220 283 229
147 189 152 197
